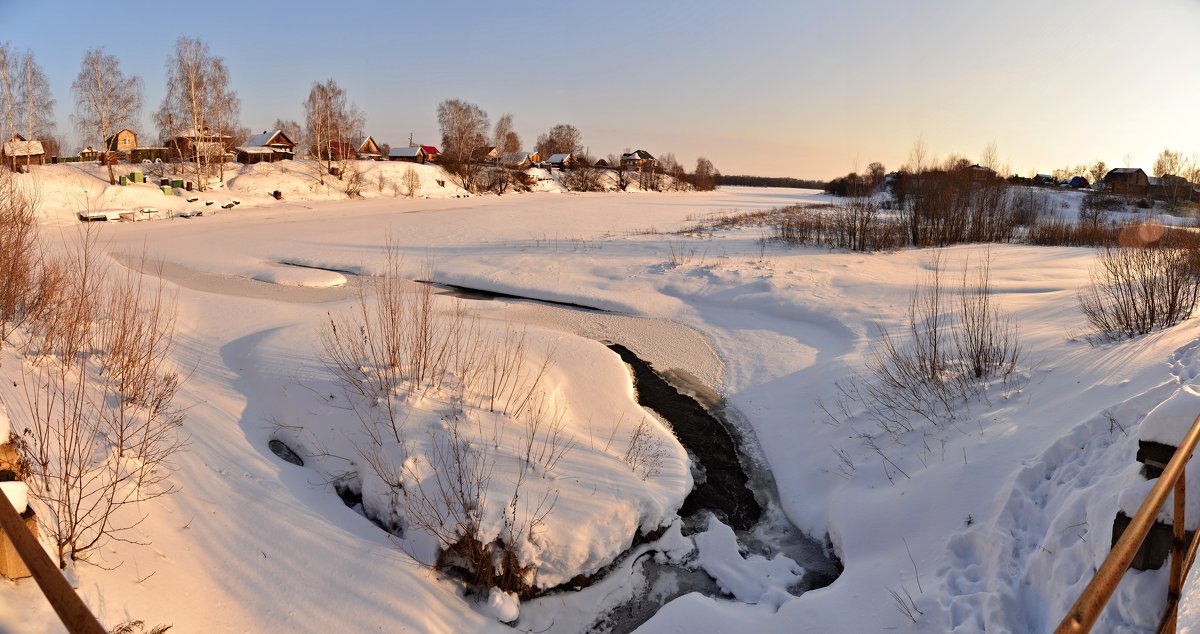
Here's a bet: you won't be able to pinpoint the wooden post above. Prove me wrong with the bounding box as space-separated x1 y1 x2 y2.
0 492 105 633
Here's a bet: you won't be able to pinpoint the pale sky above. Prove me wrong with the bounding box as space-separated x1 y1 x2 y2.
2 0 1198 179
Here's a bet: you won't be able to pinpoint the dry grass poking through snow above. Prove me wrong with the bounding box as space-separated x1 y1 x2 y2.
319 245 574 598
827 250 1024 439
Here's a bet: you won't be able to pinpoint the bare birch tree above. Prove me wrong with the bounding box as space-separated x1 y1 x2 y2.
73 49 143 184
73 50 143 183
0 43 13 148
14 51 55 167
303 79 362 185
493 113 520 158
437 99 489 191
209 57 239 183
156 37 239 191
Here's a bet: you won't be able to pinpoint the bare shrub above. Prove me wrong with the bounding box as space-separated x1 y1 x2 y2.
402 410 561 598
1078 234 1200 338
341 160 365 198
1079 191 1126 225
562 164 605 192
110 620 172 634
851 252 1024 435
830 196 878 251
953 251 1021 382
401 165 421 198
623 417 667 480
320 244 564 598
0 170 41 346
18 237 184 568
965 182 1017 243
25 227 105 363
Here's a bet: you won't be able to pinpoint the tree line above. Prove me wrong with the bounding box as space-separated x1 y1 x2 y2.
0 38 720 194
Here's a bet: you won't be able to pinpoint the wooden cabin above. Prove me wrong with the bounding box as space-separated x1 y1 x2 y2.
3 134 45 169
1104 168 1150 196
546 153 574 169
167 129 232 163
105 129 138 156
355 135 382 160
388 146 427 163
620 149 656 169
239 130 296 162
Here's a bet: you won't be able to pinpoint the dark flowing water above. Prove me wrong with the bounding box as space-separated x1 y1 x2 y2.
582 344 841 633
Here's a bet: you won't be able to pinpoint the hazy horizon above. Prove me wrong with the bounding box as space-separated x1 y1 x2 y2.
2 0 1198 180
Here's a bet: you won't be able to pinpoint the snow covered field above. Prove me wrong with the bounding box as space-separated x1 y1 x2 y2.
2 162 1197 632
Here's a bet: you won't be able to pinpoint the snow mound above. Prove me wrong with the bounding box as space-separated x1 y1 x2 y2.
250 263 347 287
693 515 804 609
483 588 519 623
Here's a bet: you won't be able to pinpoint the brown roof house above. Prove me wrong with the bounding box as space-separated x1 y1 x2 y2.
105 129 138 156
968 164 997 181
236 130 296 164
388 145 427 163
355 135 382 160
3 134 45 169
620 149 656 170
502 151 539 169
546 153 574 169
1104 167 1150 196
168 128 232 163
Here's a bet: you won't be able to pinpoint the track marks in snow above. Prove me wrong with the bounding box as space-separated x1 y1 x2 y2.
939 381 1175 632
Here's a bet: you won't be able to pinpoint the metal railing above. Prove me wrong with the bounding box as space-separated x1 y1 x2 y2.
0 490 105 634
1057 411 1200 633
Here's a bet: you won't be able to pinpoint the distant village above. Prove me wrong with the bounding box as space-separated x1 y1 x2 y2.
824 153 1200 210
0 127 661 175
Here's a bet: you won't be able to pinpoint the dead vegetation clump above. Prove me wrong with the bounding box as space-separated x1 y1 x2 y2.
12 226 185 568
831 251 1023 437
1077 225 1200 339
319 244 571 598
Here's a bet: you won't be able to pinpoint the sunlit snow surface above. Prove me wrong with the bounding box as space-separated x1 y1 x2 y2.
3 161 1196 632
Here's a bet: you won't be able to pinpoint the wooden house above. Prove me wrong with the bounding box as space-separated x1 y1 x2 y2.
620 149 656 170
167 129 232 163
105 129 138 155
474 146 499 164
324 140 357 161
388 146 427 163
1104 167 1150 196
968 164 997 181
420 145 440 162
3 134 45 169
1153 174 1193 203
355 135 382 160
502 151 538 169
237 130 296 162
594 158 609 168
1069 176 1090 189
546 153 574 169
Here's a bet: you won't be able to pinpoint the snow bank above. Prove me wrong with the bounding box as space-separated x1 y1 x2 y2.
9 180 1196 633
693 515 803 608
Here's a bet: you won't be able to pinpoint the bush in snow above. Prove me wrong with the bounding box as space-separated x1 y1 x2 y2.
17 229 184 568
839 251 1023 436
0 170 42 347
1078 232 1200 339
320 244 570 599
